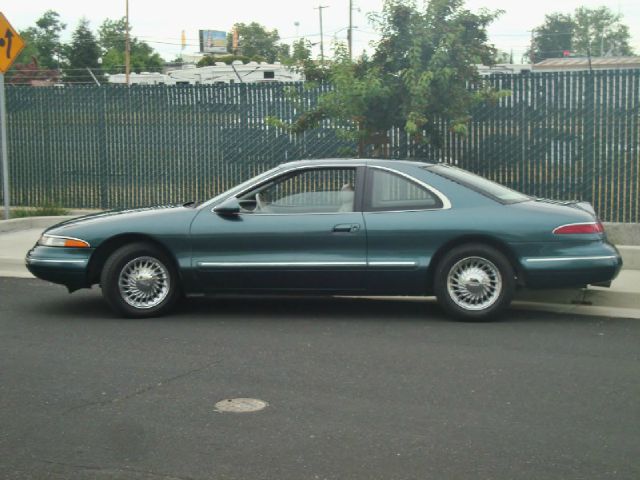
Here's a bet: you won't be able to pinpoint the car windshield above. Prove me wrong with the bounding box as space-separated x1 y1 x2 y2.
203 166 283 207
428 164 530 204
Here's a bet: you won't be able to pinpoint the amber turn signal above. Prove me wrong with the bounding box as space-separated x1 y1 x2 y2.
64 238 90 248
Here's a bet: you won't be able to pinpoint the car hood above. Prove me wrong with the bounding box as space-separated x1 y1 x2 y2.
45 204 191 233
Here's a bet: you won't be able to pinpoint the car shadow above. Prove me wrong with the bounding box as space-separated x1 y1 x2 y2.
24 288 595 325
16 278 601 324
25 286 452 324
177 295 447 323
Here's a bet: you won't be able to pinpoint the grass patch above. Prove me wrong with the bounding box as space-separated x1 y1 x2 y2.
10 203 70 218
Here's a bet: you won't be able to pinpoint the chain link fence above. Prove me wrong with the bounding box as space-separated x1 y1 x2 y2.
2 70 639 222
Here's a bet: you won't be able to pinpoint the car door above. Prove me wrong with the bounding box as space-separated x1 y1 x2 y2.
190 165 367 293
362 166 450 295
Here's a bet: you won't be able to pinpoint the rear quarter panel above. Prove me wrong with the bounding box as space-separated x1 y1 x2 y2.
375 165 618 291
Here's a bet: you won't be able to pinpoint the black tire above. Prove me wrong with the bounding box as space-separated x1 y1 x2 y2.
434 243 515 321
100 242 180 318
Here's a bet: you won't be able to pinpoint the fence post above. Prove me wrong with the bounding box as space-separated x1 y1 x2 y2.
98 87 108 209
582 72 595 204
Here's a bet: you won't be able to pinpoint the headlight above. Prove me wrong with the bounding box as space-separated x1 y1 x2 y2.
38 234 90 248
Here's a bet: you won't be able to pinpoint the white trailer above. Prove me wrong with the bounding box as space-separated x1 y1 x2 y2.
106 72 175 85
167 61 302 85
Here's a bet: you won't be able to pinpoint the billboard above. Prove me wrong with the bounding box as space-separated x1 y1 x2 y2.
199 30 227 54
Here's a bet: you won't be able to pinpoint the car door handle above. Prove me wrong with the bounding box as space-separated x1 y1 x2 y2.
333 223 360 233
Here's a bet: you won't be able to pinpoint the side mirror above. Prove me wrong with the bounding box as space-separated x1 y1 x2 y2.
213 197 241 216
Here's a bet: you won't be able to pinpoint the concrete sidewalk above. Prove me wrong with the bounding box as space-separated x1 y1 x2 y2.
1 217 639 319
0 228 42 278
513 269 640 319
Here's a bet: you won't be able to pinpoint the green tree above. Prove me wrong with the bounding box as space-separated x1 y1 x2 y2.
281 39 328 82
98 18 127 51
197 54 267 67
528 13 574 62
375 0 501 140
271 0 504 156
98 18 164 73
15 10 66 68
495 51 513 63
64 18 101 83
14 29 39 65
290 39 313 64
572 6 633 57
528 6 633 61
227 22 285 62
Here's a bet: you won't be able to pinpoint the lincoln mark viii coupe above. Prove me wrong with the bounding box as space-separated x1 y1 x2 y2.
26 159 622 320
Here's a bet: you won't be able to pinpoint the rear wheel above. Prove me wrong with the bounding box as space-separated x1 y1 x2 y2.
434 244 515 321
100 242 179 318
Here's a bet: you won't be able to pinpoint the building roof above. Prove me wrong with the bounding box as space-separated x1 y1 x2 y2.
534 56 640 70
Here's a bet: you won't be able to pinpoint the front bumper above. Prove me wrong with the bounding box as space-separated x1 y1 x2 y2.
25 245 93 291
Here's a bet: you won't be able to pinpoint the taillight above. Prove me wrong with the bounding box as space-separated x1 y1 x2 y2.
552 222 604 235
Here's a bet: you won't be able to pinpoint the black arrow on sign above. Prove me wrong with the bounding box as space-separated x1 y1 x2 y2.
4 29 13 59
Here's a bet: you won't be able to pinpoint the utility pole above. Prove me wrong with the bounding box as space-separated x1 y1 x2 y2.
0 73 8 220
348 0 353 59
528 29 535 64
587 27 595 73
125 0 131 85
315 4 328 63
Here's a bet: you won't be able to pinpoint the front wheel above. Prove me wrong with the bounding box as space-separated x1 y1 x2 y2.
100 243 180 318
434 244 515 321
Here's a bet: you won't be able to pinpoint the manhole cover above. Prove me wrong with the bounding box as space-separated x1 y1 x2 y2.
214 398 268 413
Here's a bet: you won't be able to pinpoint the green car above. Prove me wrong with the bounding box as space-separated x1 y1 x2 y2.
26 159 622 320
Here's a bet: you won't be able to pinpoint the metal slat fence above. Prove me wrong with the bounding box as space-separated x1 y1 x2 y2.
1 70 639 222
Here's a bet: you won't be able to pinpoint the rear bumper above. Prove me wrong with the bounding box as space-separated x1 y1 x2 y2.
521 245 623 289
25 246 92 291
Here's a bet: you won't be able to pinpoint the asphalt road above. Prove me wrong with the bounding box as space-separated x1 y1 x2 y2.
1 277 639 480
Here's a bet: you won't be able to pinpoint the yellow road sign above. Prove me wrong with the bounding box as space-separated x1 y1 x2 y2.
0 12 25 74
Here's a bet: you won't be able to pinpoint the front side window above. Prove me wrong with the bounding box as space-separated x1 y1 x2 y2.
365 169 442 212
238 168 357 214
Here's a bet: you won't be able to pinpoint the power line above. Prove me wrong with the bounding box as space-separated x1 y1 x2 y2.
133 27 350 48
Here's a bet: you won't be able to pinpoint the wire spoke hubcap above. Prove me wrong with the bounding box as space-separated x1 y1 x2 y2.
447 256 502 311
118 256 170 309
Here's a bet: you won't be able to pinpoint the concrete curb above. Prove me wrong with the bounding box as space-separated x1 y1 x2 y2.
619 246 640 269
514 287 640 310
511 301 640 320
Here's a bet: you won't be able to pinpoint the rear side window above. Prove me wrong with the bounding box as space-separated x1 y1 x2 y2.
429 165 529 204
365 168 442 212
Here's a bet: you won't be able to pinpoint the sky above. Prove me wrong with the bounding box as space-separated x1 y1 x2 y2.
6 0 640 64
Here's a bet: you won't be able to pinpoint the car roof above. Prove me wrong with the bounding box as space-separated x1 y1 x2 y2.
277 158 435 169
